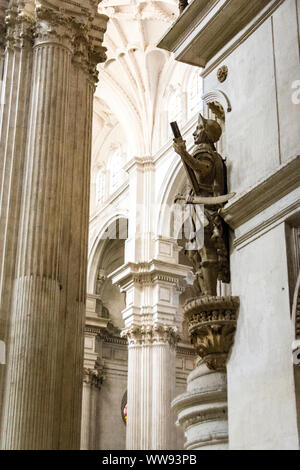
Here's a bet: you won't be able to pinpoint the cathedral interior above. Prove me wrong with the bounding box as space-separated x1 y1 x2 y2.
0 0 300 451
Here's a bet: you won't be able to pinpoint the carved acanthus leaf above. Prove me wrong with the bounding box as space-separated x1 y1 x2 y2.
184 296 239 372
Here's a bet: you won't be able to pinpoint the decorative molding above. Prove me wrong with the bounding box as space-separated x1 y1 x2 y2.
184 296 239 372
121 323 180 347
233 199 300 250
110 259 191 290
158 0 278 68
222 155 300 230
201 0 284 78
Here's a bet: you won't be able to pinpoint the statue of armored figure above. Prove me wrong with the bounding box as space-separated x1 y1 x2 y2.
173 114 234 297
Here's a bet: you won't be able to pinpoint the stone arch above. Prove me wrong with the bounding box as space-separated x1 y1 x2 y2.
156 159 187 238
202 89 232 120
293 271 300 447
293 272 300 340
88 214 128 293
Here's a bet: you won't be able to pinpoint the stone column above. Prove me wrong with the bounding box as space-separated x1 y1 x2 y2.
80 296 108 450
172 296 239 450
0 2 33 427
122 324 178 450
125 328 142 450
57 13 107 450
81 368 103 450
112 249 191 450
151 325 177 450
0 1 108 450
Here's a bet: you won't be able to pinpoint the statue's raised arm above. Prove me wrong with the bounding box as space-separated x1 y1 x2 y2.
172 114 235 204
171 114 235 296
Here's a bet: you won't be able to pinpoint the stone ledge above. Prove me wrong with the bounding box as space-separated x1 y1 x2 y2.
158 0 273 67
222 155 300 230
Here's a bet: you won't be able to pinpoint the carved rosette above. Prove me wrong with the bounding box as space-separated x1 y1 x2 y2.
122 323 179 347
184 296 239 372
217 65 228 83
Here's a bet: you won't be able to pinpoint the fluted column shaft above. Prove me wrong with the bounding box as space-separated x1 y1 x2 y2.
1 21 73 450
80 370 102 450
0 1 108 449
81 382 92 450
0 4 33 429
126 341 142 450
140 340 152 449
58 48 95 451
124 325 178 450
152 340 176 449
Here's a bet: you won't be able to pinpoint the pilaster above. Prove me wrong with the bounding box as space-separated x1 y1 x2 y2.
172 296 239 449
124 156 156 263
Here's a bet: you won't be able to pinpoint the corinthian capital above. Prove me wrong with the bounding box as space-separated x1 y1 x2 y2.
34 2 76 49
122 323 179 347
4 2 34 50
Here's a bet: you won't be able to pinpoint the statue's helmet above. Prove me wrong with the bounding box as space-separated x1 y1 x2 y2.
198 113 222 143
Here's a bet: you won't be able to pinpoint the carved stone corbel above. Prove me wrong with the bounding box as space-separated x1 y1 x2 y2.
83 366 103 389
184 296 239 372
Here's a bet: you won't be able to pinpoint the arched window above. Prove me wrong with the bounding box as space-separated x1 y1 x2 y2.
189 71 203 118
96 168 106 204
110 147 126 193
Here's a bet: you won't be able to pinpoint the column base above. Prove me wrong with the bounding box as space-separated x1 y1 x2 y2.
172 362 228 450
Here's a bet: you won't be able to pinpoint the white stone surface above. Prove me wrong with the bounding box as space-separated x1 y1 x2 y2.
228 223 299 449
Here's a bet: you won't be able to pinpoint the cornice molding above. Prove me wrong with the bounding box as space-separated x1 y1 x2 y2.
222 155 300 230
109 259 191 290
157 0 281 68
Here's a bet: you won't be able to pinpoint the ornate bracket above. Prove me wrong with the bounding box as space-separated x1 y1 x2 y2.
184 296 239 372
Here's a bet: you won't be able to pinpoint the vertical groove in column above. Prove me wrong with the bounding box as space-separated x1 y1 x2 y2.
127 343 141 450
80 382 91 450
152 342 175 450
0 41 72 449
0 27 33 438
58 63 95 448
140 342 152 449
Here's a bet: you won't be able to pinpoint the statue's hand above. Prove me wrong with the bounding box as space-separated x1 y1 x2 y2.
174 193 185 203
173 137 187 156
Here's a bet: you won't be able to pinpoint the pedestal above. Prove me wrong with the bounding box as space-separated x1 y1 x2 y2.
172 296 239 449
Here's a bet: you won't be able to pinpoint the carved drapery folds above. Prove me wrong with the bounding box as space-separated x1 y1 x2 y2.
184 296 239 372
